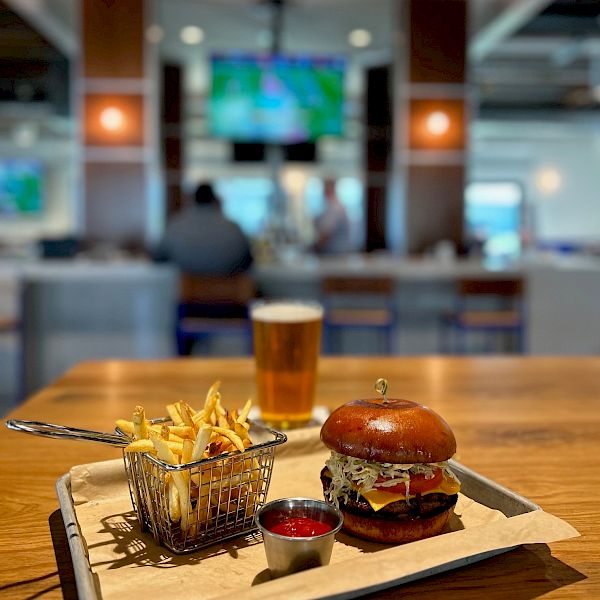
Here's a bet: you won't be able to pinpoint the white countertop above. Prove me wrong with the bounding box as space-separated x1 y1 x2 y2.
1 253 598 285
255 254 523 280
0 258 177 281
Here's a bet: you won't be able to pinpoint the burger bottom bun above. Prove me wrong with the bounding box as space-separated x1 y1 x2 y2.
340 504 455 544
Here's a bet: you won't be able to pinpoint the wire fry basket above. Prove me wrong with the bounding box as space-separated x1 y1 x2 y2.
121 421 286 554
6 417 286 555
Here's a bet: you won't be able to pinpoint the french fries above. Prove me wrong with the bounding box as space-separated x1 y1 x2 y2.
116 381 260 538
192 424 212 461
168 477 181 522
211 426 245 453
133 406 148 440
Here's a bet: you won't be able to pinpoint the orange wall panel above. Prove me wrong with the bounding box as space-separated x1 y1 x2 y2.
409 0 467 84
82 0 145 78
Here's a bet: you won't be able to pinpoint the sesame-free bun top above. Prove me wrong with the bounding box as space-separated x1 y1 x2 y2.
320 398 456 464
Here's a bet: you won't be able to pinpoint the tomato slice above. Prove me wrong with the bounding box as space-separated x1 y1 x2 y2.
373 468 443 495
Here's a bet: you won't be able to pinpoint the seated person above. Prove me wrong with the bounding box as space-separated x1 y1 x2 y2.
157 183 255 355
156 182 253 276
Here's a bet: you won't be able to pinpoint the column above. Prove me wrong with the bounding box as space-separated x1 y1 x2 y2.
161 64 183 217
78 0 159 247
392 0 468 254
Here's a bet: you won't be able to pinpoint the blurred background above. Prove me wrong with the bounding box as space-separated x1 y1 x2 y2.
1 0 600 414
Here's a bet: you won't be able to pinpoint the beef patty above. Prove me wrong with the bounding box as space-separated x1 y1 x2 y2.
320 468 458 520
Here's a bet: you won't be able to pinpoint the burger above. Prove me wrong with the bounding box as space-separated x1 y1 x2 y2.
320 397 460 544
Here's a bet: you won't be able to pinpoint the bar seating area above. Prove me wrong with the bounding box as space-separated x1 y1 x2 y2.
321 276 397 354
176 273 255 356
0 0 598 403
439 278 524 354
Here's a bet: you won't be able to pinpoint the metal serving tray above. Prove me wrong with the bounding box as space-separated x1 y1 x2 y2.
55 459 540 600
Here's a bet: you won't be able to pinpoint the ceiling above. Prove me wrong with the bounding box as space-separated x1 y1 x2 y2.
0 0 69 114
157 0 395 58
2 0 600 116
472 0 600 113
156 0 600 112
519 0 600 36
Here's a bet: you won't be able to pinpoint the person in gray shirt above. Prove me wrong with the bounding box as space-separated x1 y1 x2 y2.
314 179 352 255
157 182 252 276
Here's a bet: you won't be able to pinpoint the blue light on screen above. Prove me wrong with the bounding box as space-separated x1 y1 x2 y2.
215 178 274 237
465 181 523 258
0 159 44 216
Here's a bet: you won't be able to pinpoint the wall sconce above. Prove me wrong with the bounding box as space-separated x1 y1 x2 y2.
12 123 38 148
535 167 562 195
99 106 125 132
409 99 464 150
85 94 143 146
425 110 450 137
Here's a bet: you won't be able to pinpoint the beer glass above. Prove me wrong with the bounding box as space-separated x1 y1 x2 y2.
251 300 323 429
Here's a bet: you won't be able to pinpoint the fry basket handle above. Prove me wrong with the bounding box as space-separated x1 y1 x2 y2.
5 419 129 447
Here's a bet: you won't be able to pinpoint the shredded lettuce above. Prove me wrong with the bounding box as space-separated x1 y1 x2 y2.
324 451 460 507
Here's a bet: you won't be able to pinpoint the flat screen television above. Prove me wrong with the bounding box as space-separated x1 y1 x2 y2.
0 159 44 216
210 54 345 143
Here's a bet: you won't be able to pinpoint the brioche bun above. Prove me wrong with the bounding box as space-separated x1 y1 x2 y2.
320 397 458 544
320 398 456 464
339 503 455 544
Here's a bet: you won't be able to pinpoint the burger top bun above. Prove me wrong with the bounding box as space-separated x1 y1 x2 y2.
320 398 456 464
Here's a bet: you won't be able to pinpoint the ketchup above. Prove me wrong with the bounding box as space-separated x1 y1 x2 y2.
269 517 332 537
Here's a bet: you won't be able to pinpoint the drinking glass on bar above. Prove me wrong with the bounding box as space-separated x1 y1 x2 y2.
250 300 323 430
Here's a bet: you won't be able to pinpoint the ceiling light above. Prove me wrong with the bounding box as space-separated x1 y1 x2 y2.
348 28 372 48
180 25 204 45
13 123 38 148
99 107 125 132
425 110 450 137
535 167 562 195
146 24 164 44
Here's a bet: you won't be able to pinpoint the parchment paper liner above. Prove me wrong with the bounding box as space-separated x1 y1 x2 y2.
69 427 579 599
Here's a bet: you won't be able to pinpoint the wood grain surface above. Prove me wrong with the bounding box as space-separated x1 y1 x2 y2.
0 356 598 599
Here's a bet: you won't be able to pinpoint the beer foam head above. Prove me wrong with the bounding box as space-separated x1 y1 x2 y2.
251 302 323 323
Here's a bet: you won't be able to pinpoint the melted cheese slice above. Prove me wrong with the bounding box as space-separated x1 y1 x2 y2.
361 477 461 512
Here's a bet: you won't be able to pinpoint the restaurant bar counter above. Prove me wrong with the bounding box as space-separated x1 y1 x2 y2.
0 356 599 599
1 255 599 402
256 253 600 355
0 260 177 398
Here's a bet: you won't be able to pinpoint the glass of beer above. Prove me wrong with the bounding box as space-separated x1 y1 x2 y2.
251 300 323 429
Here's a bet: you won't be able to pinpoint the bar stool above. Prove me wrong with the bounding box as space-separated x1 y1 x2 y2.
321 276 397 354
176 273 255 356
439 278 524 354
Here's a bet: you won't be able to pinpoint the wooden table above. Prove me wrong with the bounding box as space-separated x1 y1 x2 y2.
1 356 599 599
